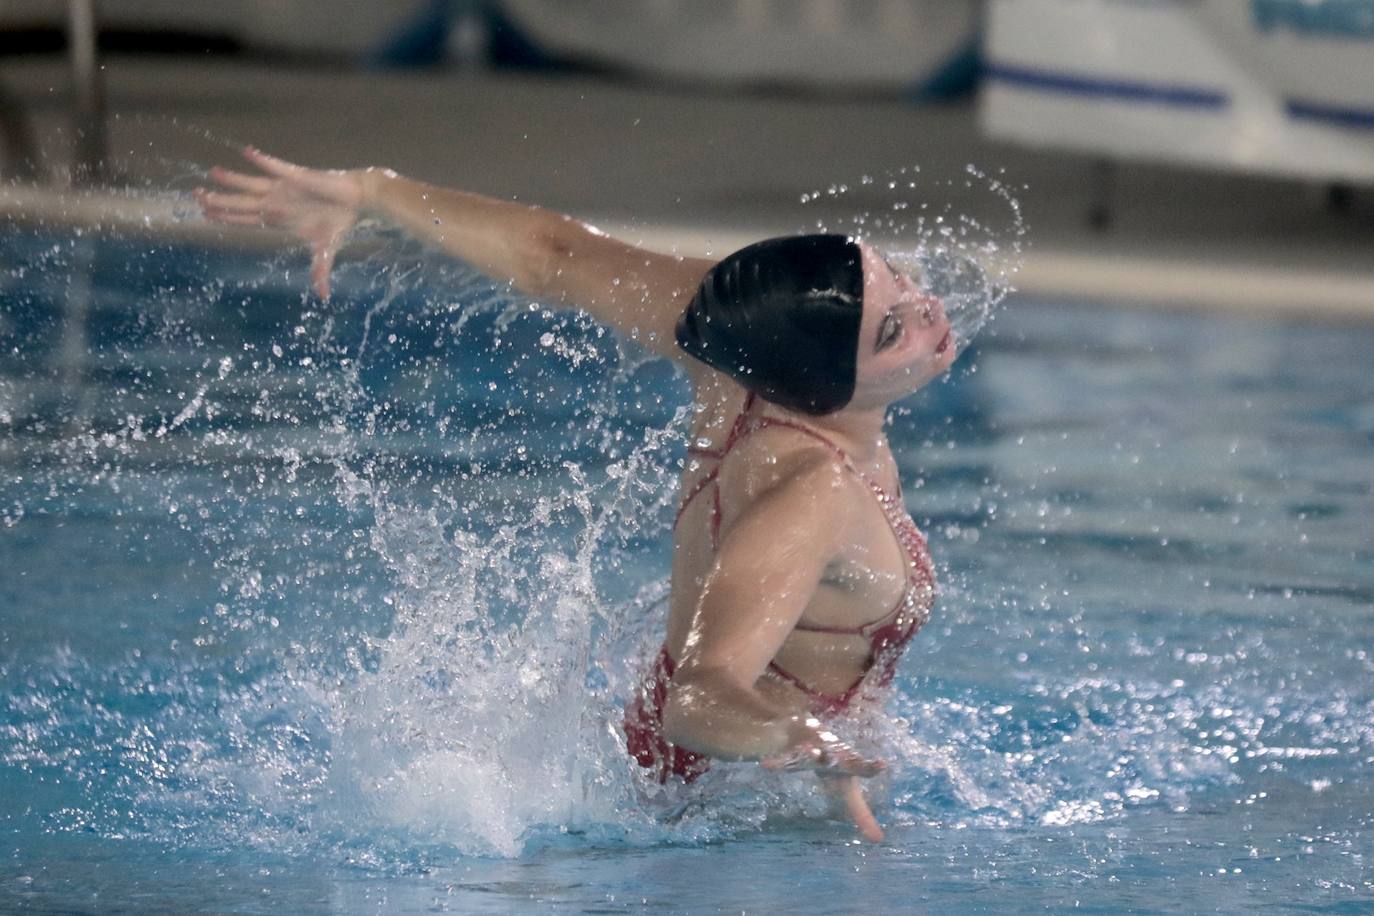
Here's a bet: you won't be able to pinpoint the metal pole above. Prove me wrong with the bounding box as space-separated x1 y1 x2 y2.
62 0 104 427
68 0 106 185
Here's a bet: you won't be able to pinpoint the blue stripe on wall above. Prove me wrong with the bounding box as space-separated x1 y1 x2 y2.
1287 98 1374 129
986 63 1229 109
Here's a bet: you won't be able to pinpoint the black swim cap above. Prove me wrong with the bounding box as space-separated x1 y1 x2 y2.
675 234 864 415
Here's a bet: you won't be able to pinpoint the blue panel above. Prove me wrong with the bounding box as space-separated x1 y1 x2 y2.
1286 97 1374 128
986 62 1229 109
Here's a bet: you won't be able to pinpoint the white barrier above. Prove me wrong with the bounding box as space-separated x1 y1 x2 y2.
0 1 980 93
981 0 1374 183
498 0 980 92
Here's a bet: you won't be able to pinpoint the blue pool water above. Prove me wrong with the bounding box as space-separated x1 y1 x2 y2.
1 229 1372 913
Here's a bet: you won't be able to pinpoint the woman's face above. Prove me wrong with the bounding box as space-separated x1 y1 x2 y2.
848 242 957 409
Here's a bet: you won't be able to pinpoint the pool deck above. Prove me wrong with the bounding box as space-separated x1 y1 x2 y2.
2 57 1372 319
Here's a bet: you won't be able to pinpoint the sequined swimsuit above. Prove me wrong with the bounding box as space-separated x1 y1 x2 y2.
623 392 936 783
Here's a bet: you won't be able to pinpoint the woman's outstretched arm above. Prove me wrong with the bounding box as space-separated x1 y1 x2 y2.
196 148 712 363
361 168 713 360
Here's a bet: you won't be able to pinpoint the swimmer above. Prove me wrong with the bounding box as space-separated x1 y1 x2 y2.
196 149 956 843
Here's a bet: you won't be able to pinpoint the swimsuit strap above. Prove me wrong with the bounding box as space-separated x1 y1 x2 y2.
675 389 931 596
735 413 936 638
672 392 765 547
672 392 936 712
767 573 932 712
739 413 932 582
764 659 865 715
745 413 935 694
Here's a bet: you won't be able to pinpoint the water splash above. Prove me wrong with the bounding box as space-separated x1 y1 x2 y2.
5 173 1371 882
802 163 1028 359
320 416 695 856
0 220 1241 861
0 215 1027 861
0 216 676 850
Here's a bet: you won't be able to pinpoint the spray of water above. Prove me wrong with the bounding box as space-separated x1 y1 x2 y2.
801 164 1028 359
8 155 1310 868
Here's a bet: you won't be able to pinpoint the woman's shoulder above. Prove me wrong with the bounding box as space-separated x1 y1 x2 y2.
717 419 856 514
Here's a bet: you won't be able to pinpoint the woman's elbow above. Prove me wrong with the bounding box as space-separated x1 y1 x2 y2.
660 680 696 748
661 666 718 748
522 216 590 300
508 225 561 298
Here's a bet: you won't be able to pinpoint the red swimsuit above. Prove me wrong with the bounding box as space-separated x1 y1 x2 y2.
623 393 936 783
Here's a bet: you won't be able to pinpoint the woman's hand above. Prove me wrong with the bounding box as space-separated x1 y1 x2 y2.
194 147 370 300
760 715 887 842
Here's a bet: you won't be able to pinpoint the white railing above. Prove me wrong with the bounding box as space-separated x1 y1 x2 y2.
981 0 1374 184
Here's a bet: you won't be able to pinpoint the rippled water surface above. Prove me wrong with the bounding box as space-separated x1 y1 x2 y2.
2 230 1371 913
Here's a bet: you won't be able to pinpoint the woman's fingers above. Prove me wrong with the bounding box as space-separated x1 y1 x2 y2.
195 190 261 226
815 772 885 843
843 750 886 779
241 146 303 179
242 147 359 205
197 149 360 298
209 166 272 194
762 726 887 842
838 775 885 843
760 717 887 779
194 189 262 214
311 243 336 301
